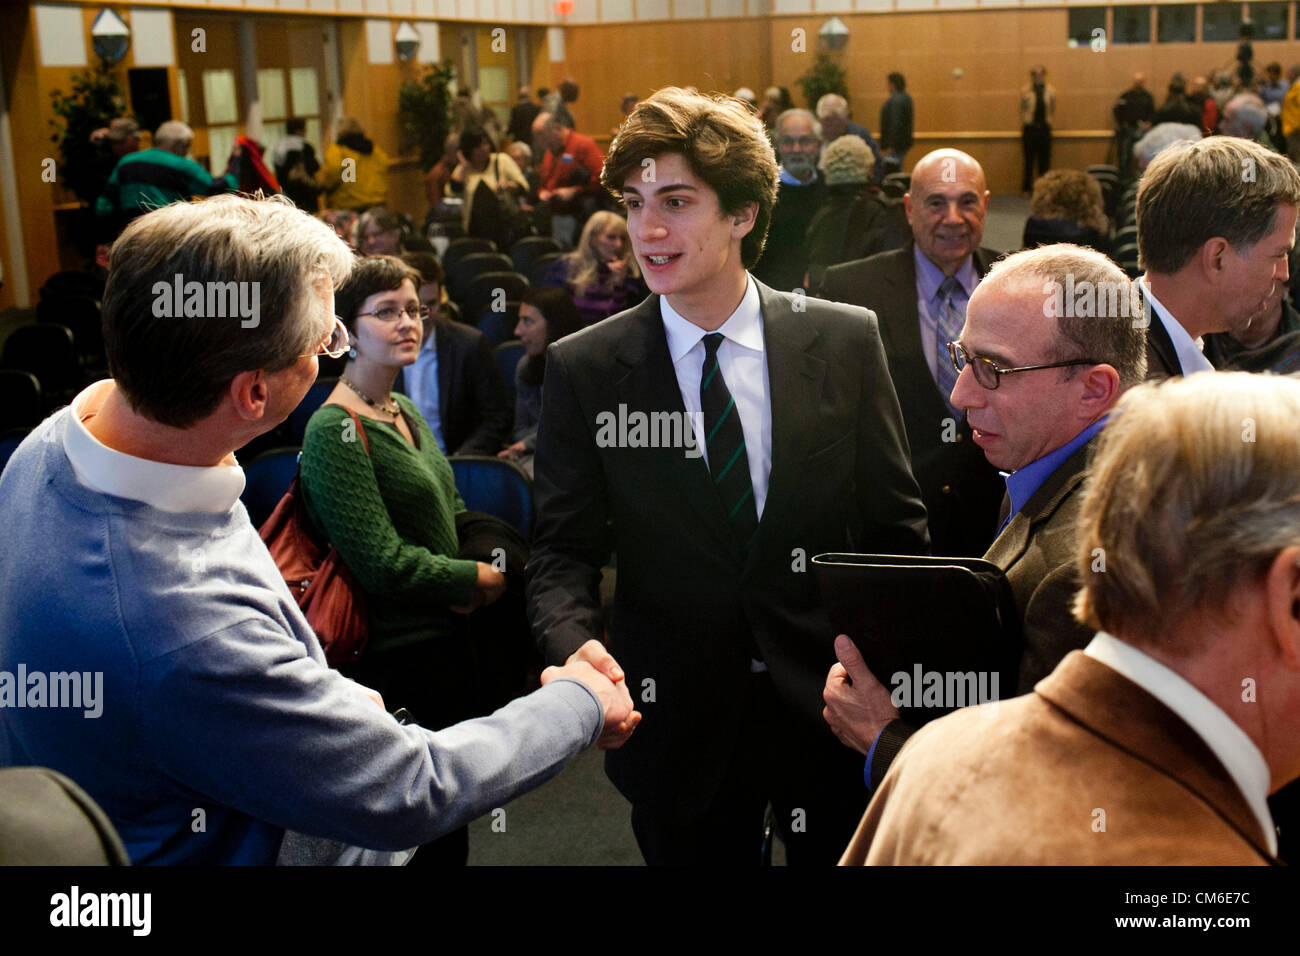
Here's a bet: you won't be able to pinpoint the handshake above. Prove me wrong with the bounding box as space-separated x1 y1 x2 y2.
541 639 641 749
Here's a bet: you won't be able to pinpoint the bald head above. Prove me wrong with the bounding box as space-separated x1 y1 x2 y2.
905 150 990 275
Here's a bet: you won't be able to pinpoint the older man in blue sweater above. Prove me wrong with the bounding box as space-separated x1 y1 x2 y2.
0 194 635 864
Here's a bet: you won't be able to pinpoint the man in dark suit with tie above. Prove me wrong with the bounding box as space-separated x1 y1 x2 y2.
525 87 929 865
397 252 512 455
1136 136 1300 379
822 149 1004 557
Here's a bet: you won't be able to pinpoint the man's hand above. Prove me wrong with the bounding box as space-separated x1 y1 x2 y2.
541 643 640 750
450 562 507 614
822 634 899 756
554 639 641 748
553 186 579 202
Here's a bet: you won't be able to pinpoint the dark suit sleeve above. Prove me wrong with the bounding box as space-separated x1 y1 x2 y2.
449 331 513 456
867 719 918 792
855 310 930 554
525 343 611 666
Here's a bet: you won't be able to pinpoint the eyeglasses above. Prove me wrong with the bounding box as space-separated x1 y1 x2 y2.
356 304 431 322
947 341 1100 390
306 316 350 359
778 136 819 149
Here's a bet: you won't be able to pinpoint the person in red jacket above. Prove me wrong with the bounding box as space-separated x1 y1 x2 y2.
531 111 604 245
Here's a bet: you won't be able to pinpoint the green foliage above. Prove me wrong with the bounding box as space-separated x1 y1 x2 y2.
49 55 129 204
399 61 455 171
796 53 849 110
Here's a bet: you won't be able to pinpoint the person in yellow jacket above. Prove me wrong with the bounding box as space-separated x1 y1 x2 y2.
1282 65 1300 162
318 117 390 211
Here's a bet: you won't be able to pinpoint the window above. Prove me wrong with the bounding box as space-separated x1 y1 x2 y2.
1156 4 1195 43
1250 2 1288 40
1112 5 1152 45
1202 3 1244 42
1067 7 1106 47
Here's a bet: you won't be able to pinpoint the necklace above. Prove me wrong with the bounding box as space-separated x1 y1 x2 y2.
342 376 400 417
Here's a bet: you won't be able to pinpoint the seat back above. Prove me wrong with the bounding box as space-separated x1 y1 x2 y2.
449 456 534 539
448 253 514 303
241 447 301 528
528 252 567 286
510 236 562 275
0 767 130 865
464 272 529 318
1 324 80 405
0 371 42 431
477 302 522 349
0 427 30 477
442 237 498 277
493 340 526 405
285 377 339 446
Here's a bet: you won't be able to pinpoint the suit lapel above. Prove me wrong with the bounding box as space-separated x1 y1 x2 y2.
985 437 1093 571
751 280 825 573
1140 285 1181 379
1039 652 1277 861
613 295 741 564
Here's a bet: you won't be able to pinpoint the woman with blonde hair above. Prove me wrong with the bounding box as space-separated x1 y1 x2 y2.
542 210 648 325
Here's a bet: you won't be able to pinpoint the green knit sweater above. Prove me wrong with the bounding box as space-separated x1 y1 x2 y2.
299 396 479 653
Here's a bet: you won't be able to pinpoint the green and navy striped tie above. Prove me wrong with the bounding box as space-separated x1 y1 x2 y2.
700 332 759 545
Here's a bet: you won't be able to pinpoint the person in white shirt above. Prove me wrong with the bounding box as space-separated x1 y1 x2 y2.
1135 136 1300 378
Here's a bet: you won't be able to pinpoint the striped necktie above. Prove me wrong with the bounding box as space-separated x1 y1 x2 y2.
935 275 965 418
700 332 759 546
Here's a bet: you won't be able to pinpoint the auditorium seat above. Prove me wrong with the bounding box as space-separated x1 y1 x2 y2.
284 377 339 446
447 253 514 304
476 301 522 349
0 427 30 476
0 324 81 410
449 455 534 539
0 370 42 431
441 237 498 277
241 447 301 529
528 252 566 287
463 272 529 318
493 340 525 404
510 236 562 276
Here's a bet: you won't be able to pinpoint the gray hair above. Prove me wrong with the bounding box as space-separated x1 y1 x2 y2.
1075 372 1300 649
154 120 194 152
775 108 822 141
1222 93 1269 139
815 94 849 121
1137 136 1300 275
103 194 354 428
1132 123 1201 171
982 244 1148 389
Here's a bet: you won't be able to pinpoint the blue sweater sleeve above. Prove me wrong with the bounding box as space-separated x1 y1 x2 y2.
144 617 602 851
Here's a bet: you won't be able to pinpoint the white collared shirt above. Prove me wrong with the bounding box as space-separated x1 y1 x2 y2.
1140 278 1215 375
659 274 773 520
1084 632 1277 855
63 380 246 514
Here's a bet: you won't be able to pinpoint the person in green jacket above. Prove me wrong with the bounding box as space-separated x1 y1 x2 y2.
95 120 238 242
299 255 508 866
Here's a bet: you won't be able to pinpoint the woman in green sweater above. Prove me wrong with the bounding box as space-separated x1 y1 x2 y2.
299 255 507 864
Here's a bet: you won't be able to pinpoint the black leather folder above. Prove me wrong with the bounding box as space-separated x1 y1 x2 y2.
812 553 1023 723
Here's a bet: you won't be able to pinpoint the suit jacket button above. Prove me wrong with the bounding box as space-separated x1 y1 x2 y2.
955 432 964 442
942 484 951 494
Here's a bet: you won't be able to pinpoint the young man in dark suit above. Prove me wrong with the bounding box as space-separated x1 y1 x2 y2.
822 149 1004 557
525 87 929 865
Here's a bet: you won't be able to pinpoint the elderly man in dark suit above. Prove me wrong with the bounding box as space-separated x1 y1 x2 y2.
823 148 1003 558
823 244 1147 792
526 87 929 866
844 371 1300 864
1137 136 1300 379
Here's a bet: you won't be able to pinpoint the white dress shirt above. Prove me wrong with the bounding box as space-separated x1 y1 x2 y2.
659 275 772 520
1084 632 1277 856
64 380 245 514
1141 278 1215 375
